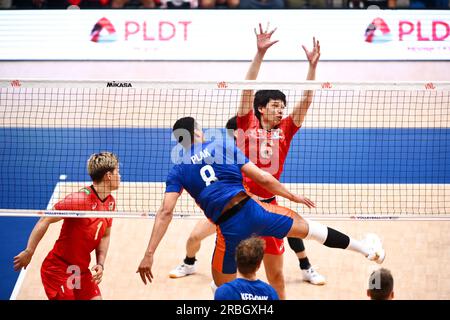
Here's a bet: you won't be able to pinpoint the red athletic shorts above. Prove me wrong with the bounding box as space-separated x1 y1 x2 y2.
41 254 101 300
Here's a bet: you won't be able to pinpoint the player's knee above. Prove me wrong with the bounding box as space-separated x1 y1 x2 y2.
266 270 285 286
187 232 203 244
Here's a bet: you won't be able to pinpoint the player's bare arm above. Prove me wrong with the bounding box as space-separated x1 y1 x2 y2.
291 37 321 127
137 192 180 284
239 23 279 117
13 216 62 271
92 226 111 284
241 162 316 208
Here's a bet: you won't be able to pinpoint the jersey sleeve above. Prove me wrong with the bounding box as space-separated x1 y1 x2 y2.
214 284 241 300
237 110 257 131
54 192 91 211
165 165 183 193
281 116 301 143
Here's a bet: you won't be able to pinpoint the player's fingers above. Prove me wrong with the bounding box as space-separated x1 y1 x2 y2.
146 272 152 283
259 23 263 35
302 45 308 54
265 22 270 33
268 40 279 48
269 27 277 36
306 199 316 208
138 270 147 285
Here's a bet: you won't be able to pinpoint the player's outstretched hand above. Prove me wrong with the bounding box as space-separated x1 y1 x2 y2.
302 37 321 68
137 254 154 285
292 195 316 208
254 22 279 54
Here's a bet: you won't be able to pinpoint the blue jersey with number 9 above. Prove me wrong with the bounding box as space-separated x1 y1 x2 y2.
165 138 249 223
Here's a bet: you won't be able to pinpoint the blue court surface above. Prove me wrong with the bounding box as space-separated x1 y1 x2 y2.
0 127 449 299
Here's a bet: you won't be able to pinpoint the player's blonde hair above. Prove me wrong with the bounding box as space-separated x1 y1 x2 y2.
87 152 119 183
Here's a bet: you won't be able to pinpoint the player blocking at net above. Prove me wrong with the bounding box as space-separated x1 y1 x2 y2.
170 23 324 297
13 152 120 300
137 117 385 288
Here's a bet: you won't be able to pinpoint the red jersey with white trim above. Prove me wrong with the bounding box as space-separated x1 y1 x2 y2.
237 110 300 199
48 185 114 271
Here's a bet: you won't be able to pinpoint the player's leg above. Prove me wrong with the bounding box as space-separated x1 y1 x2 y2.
263 242 286 300
210 221 250 290
269 198 325 286
287 237 326 285
169 218 216 278
287 213 385 263
257 201 385 264
76 272 102 300
41 260 75 300
211 268 237 289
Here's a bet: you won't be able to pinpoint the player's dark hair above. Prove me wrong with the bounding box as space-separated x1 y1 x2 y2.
226 116 237 131
253 90 286 122
236 236 265 275
173 117 197 148
225 116 237 139
368 268 394 300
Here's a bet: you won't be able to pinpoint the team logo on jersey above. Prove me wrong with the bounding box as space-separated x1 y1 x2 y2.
80 188 91 195
365 17 393 43
250 128 285 140
109 202 114 211
90 17 117 43
92 203 98 210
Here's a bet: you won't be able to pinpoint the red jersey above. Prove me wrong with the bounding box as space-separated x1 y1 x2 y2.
48 185 114 271
237 110 300 199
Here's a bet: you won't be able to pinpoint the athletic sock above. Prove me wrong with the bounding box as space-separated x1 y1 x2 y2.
305 220 369 256
299 257 311 270
184 256 196 265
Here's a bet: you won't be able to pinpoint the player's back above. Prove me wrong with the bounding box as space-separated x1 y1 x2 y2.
166 139 248 222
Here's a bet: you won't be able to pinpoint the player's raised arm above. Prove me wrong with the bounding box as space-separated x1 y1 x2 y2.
241 162 316 208
13 216 63 271
291 37 321 127
239 23 279 117
137 191 181 285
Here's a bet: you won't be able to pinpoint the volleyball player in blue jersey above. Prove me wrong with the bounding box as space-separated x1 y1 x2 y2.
137 117 385 288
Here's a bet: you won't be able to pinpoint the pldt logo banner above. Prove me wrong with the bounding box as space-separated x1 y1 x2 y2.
365 16 450 43
365 18 393 44
90 16 191 44
91 17 117 43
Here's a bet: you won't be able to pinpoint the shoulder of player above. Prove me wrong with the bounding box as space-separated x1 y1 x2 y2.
282 114 301 128
61 188 91 202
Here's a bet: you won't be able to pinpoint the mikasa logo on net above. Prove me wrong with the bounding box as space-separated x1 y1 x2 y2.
106 81 132 88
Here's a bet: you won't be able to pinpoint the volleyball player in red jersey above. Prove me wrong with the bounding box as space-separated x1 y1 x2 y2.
13 152 120 300
234 23 325 298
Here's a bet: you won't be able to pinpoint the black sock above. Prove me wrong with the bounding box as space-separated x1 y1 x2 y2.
299 257 311 270
184 256 196 265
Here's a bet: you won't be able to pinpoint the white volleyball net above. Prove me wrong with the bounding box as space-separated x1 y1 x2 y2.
0 80 449 220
